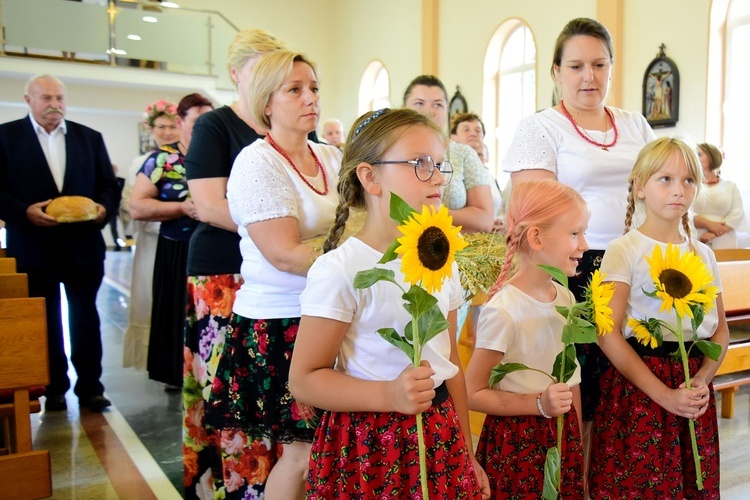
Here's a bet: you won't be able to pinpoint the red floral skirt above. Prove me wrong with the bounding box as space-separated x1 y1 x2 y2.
475 409 584 499
306 396 482 499
588 356 720 498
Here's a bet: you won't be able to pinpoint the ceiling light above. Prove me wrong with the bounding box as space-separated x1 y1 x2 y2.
127 34 141 41
161 2 179 7
107 48 127 55
142 16 157 23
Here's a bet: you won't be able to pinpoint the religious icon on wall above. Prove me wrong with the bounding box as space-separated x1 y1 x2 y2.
642 44 679 128
450 86 468 118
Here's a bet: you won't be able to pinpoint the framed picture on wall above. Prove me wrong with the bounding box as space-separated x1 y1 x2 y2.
449 86 468 117
642 45 679 128
138 122 156 154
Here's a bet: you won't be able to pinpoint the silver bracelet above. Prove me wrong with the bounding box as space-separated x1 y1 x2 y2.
536 393 552 419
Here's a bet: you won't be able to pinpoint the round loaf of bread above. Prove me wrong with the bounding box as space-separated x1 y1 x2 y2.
46 196 98 223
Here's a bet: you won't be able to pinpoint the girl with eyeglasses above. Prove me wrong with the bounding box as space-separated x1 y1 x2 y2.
289 108 490 499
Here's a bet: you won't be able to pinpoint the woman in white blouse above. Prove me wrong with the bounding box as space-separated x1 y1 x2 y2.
205 50 341 499
693 142 746 249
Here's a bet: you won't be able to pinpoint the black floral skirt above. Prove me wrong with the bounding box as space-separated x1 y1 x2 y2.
205 314 316 444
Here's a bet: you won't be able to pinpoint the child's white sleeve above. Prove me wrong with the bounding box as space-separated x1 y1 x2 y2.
300 256 356 323
474 294 515 354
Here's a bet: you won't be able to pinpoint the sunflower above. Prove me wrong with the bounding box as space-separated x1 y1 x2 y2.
585 269 615 335
645 244 718 319
628 317 660 349
396 204 468 293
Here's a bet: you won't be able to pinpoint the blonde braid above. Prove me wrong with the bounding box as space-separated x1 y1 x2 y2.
623 181 636 234
682 213 692 241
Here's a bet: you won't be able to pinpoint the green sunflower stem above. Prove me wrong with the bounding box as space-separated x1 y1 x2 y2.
412 321 430 500
674 311 704 491
556 346 566 494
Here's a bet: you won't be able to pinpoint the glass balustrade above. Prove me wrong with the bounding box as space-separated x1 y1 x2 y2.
1 0 238 89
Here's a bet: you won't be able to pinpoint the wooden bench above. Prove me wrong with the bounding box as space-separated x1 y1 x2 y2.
0 272 41 421
712 249 750 418
0 297 52 499
0 257 16 274
0 273 29 299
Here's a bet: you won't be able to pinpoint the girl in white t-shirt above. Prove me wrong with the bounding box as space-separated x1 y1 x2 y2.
465 179 589 498
588 137 729 497
289 108 489 499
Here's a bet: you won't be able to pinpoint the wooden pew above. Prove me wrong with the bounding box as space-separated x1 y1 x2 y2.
0 272 41 418
713 249 750 418
0 273 29 299
0 248 6 257
0 297 52 499
0 257 16 274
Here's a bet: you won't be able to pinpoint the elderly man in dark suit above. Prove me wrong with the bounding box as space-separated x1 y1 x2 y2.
0 74 121 412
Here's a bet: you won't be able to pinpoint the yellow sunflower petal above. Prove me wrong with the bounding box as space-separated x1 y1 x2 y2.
589 270 615 335
628 317 656 347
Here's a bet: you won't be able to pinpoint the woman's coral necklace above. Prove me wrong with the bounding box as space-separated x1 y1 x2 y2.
266 133 329 196
560 100 619 151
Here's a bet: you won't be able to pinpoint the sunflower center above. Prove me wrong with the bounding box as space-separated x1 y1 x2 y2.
417 226 450 271
659 269 692 299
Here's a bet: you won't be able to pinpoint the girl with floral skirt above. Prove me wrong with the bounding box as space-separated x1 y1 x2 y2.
289 108 489 499
589 137 728 498
465 179 588 498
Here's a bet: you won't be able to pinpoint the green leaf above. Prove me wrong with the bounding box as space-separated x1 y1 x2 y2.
417 305 451 346
403 320 414 341
690 302 706 332
542 447 561 500
561 320 597 345
552 345 578 383
378 238 401 264
555 305 570 319
645 318 666 346
402 285 438 320
353 268 396 289
489 362 531 387
539 265 568 289
642 287 658 298
378 328 414 360
389 192 416 225
694 339 722 361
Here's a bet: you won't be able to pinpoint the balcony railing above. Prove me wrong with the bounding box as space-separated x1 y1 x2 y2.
1 0 239 89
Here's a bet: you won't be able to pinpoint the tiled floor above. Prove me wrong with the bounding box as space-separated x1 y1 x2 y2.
24 248 750 498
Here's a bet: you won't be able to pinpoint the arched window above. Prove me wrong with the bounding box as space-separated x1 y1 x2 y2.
359 61 390 115
483 20 536 184
723 1 750 186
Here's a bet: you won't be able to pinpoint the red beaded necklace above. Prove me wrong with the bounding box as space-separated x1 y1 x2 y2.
266 133 329 196
560 100 619 151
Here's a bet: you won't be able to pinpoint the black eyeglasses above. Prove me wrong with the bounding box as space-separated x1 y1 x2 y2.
372 155 453 185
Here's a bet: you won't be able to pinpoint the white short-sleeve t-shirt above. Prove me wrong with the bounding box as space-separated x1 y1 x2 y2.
300 237 463 386
475 281 582 395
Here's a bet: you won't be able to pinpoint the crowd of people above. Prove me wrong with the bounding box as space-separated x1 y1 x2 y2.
0 14 742 500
